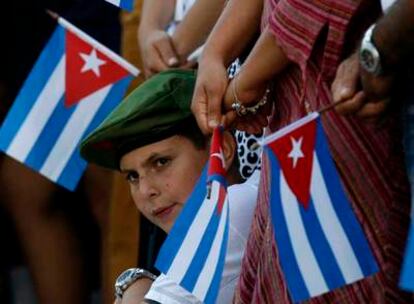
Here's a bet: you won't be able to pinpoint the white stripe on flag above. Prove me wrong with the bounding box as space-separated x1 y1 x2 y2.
167 181 220 281
280 172 329 296
311 153 364 282
193 187 228 300
40 84 112 181
7 56 65 161
105 0 121 6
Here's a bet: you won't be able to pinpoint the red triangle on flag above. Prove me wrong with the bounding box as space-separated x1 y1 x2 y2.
268 119 317 209
65 30 130 107
208 127 226 177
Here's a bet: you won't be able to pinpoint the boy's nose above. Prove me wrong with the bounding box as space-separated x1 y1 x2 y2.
139 175 160 199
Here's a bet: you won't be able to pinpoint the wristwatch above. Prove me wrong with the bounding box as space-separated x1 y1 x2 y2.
359 24 383 75
114 268 157 299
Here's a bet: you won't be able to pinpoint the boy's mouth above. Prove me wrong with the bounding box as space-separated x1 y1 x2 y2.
152 203 178 218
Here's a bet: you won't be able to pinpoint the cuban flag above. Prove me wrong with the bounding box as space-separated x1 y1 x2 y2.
155 127 230 304
400 224 414 291
104 0 134 11
0 17 139 191
263 113 378 302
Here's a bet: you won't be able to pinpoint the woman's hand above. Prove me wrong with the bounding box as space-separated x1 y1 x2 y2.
191 57 230 134
139 29 180 78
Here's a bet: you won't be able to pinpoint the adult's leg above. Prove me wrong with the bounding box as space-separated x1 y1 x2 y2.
82 163 114 304
0 156 87 304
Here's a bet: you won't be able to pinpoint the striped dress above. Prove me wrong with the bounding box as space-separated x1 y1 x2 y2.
234 0 414 303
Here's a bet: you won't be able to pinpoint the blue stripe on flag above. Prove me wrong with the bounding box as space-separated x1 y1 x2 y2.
156 166 208 272
207 174 227 188
400 222 414 290
120 0 134 10
58 76 133 190
181 200 222 291
314 121 378 277
25 95 75 170
267 148 310 302
58 154 87 191
204 203 230 304
298 198 346 289
0 26 65 150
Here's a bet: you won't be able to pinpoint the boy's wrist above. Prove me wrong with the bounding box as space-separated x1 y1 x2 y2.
115 268 157 300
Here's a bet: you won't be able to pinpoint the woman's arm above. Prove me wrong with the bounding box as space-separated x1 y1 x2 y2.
222 28 290 133
137 0 178 77
191 0 264 133
225 27 290 108
200 0 263 66
171 0 227 62
138 0 175 34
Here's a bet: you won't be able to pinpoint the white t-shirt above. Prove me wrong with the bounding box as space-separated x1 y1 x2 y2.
381 0 396 11
144 170 260 304
174 0 197 22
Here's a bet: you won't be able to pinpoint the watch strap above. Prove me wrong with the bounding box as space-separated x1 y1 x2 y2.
115 268 157 299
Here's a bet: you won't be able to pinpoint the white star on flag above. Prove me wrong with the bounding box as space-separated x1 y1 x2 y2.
288 136 304 168
80 49 106 77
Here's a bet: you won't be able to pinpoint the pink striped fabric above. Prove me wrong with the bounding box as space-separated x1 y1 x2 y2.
234 0 414 303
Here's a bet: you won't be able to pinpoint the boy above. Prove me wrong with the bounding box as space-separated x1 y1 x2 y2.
80 69 259 303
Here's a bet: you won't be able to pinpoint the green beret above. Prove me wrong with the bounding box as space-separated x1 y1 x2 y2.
80 69 197 170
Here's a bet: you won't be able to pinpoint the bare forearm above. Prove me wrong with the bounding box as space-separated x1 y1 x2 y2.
237 28 290 91
171 0 226 60
374 0 414 69
139 0 176 34
137 0 179 76
201 0 263 66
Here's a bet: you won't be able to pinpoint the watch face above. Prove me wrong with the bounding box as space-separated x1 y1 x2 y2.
359 38 382 75
360 49 376 70
116 269 134 285
115 268 156 299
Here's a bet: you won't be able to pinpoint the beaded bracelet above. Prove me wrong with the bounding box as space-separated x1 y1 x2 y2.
231 76 270 116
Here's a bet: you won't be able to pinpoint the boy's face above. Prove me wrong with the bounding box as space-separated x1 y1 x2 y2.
120 135 209 233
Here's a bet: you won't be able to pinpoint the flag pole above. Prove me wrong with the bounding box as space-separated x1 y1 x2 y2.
250 99 345 150
317 100 344 114
46 9 59 20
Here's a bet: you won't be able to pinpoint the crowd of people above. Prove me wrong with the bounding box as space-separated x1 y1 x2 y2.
108 0 414 303
0 0 413 303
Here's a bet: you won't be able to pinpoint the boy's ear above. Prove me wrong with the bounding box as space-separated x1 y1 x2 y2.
221 131 236 171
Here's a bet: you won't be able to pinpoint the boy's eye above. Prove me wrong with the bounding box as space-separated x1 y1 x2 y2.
155 157 171 167
125 171 139 183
